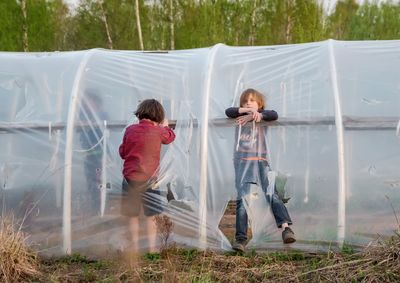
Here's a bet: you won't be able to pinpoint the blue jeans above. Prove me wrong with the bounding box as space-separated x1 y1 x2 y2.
235 160 292 242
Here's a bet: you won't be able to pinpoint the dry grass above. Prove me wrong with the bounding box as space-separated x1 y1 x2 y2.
118 230 400 282
154 214 174 254
0 215 40 282
295 231 400 282
1 210 399 282
130 248 305 282
35 235 400 282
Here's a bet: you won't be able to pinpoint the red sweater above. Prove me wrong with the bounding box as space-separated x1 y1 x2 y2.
119 119 175 181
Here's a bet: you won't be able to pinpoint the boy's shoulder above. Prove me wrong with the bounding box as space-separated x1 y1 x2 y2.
125 123 143 133
126 121 163 132
126 123 137 130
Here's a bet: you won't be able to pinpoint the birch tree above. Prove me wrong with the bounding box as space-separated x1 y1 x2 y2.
169 0 175 50
248 0 259 46
19 0 29 51
134 0 144 50
291 0 325 43
100 0 113 49
345 2 400 40
326 0 359 39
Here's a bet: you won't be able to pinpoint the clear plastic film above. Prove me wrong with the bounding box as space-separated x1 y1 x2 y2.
0 41 399 256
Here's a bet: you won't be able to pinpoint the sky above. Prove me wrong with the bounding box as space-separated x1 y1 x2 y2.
320 0 385 13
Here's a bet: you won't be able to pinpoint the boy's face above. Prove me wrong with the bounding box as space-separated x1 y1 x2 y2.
242 94 260 110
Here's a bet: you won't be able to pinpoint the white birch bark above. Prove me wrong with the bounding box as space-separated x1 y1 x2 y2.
100 1 113 49
169 0 175 50
248 0 258 46
20 0 29 52
135 0 144 50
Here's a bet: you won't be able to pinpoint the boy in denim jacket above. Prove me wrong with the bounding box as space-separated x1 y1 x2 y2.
225 88 295 252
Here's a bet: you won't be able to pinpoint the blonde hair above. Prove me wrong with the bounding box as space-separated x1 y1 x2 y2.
239 88 265 110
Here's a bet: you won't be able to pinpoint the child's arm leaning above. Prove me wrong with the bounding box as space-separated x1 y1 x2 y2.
226 107 260 125
160 119 176 144
260 110 278 121
225 107 240 118
225 107 259 118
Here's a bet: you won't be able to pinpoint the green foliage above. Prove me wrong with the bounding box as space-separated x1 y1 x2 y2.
0 1 23 51
247 248 257 257
143 252 161 261
90 259 113 270
268 251 305 261
44 253 115 282
82 265 98 281
326 0 359 39
308 257 322 269
36 0 66 50
182 248 199 261
66 0 111 50
347 2 400 40
1 0 400 52
0 0 68 51
341 242 355 255
57 252 92 264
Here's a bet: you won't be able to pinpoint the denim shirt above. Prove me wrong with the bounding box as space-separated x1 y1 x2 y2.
225 107 278 186
233 123 270 186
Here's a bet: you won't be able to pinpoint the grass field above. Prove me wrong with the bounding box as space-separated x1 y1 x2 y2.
2 226 400 282
1 206 400 282
34 237 400 282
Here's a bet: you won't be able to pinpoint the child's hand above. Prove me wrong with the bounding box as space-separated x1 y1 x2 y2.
236 114 254 125
254 112 262 122
236 110 262 125
161 119 169 127
247 108 262 121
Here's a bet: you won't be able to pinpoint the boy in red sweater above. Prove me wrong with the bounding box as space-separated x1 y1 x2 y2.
119 99 175 253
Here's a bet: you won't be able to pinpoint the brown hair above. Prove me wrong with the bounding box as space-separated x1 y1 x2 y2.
239 88 266 110
134 99 165 123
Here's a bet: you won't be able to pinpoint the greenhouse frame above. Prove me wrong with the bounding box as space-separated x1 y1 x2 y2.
0 39 399 256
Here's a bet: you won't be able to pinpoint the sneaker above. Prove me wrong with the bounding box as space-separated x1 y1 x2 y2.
282 227 296 244
232 240 246 252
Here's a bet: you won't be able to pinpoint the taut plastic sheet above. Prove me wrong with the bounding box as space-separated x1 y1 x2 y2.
1 40 399 256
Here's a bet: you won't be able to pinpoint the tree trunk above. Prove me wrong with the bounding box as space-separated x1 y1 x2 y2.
100 1 113 49
285 0 294 43
248 0 258 46
135 0 144 50
161 25 166 50
169 0 175 50
20 0 29 51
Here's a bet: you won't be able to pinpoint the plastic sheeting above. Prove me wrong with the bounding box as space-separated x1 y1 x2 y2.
1 40 400 256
